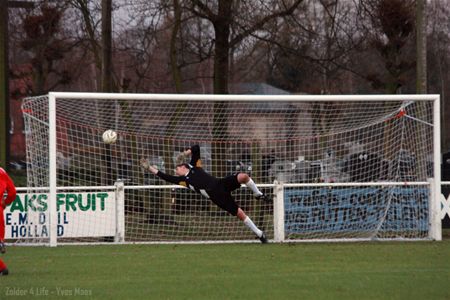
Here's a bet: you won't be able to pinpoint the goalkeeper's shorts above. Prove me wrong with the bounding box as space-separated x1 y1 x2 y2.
208 173 242 216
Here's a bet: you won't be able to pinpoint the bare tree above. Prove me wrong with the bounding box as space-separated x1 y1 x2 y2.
358 0 416 93
67 0 119 91
68 0 102 80
20 3 72 94
265 0 359 94
188 0 305 94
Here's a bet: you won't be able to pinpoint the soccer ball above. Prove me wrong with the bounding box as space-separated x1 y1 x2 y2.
102 129 117 144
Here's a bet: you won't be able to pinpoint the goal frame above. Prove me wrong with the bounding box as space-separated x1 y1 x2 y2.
43 92 442 245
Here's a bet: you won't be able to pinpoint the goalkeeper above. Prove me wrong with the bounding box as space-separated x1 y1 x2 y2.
140 145 270 243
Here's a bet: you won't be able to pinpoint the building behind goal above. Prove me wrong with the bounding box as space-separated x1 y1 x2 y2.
14 92 442 246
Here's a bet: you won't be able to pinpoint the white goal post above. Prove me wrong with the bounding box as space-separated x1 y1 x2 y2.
19 92 441 246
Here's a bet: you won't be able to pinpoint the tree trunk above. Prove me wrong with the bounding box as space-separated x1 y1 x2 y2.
213 20 230 94
100 0 114 186
170 0 183 93
416 0 427 94
211 1 232 176
101 0 112 93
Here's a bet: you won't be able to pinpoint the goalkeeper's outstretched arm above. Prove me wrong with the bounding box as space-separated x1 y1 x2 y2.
175 145 201 167
140 158 186 186
187 145 201 167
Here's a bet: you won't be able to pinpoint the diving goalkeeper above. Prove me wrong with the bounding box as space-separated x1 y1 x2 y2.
140 145 270 243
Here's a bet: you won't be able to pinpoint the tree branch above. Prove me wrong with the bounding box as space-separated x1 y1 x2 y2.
189 0 215 21
231 0 305 46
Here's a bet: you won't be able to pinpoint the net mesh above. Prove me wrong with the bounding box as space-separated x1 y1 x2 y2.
20 94 435 243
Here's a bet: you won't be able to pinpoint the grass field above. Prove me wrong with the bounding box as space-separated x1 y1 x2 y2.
1 241 449 299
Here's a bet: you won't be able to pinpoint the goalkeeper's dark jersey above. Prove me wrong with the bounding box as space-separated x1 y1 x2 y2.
155 145 220 198
156 145 242 216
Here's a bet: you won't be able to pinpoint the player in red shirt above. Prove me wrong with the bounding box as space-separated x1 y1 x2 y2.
0 167 17 276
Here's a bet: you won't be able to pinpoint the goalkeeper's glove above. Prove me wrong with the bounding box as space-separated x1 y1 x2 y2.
140 158 151 171
140 158 159 174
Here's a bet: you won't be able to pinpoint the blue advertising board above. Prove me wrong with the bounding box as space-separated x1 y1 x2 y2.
284 187 429 235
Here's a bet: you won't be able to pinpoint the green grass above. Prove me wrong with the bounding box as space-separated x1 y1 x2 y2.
1 242 450 299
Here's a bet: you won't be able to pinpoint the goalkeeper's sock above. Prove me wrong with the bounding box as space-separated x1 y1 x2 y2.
243 216 263 238
245 178 263 197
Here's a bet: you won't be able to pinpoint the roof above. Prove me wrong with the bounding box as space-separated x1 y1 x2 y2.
230 82 290 95
230 83 298 113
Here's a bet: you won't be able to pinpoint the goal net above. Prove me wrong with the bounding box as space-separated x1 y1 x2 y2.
18 93 441 245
